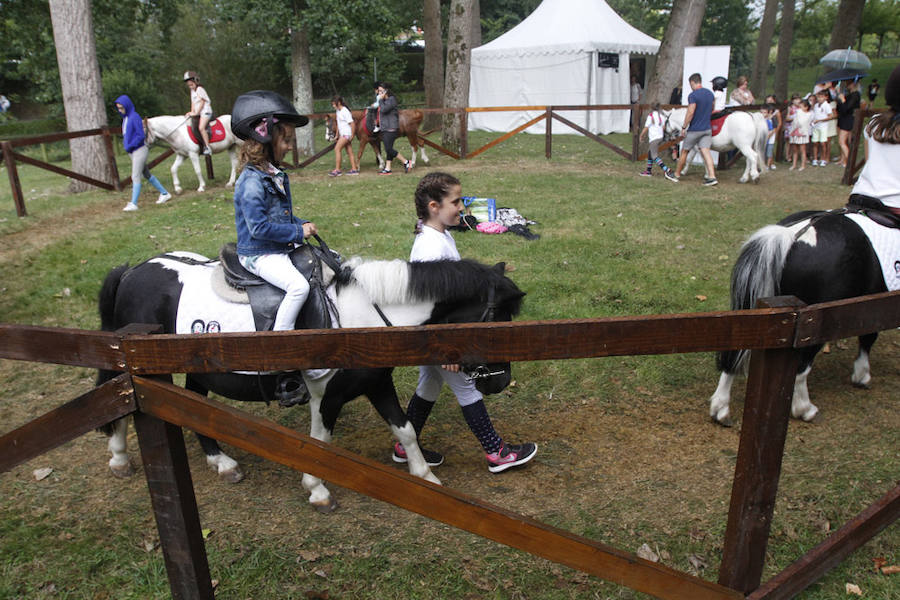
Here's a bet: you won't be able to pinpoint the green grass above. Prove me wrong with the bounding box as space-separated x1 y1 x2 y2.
1 121 898 599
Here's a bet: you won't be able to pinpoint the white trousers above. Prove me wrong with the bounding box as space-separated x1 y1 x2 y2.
239 253 310 331
416 365 483 407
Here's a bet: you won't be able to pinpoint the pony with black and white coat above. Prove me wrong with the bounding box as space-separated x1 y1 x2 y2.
96 251 523 512
709 209 897 426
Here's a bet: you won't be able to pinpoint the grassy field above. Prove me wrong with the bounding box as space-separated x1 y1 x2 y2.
1 122 898 599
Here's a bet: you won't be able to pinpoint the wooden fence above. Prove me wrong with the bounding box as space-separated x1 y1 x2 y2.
1 289 898 599
0 104 874 218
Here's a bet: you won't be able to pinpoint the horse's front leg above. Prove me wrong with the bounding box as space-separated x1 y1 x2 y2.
736 144 756 183
171 154 185 194
366 372 440 486
301 372 339 513
188 152 206 192
225 148 238 188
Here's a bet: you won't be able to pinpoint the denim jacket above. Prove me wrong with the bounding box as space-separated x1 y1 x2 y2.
234 164 308 256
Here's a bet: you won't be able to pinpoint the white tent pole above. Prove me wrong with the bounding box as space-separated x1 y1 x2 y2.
586 52 594 133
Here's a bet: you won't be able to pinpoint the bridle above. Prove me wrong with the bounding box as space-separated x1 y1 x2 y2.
371 282 506 382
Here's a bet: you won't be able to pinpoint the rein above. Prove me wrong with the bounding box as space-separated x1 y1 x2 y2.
146 115 191 145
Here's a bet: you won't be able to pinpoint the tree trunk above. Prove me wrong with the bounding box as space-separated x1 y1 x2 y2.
644 0 708 105
774 0 795 103
443 0 474 154
471 0 482 48
48 0 111 193
751 0 779 99
423 0 444 131
829 0 867 50
291 23 315 156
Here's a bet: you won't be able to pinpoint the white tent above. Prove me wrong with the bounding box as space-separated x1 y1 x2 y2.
468 0 660 135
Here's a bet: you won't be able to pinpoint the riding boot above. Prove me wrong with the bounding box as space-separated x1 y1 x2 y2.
274 371 310 407
406 393 435 437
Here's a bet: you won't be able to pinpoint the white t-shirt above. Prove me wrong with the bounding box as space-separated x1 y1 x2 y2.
791 110 813 136
851 126 900 208
191 86 213 117
812 101 832 132
336 106 354 137
713 90 727 112
410 225 460 262
630 83 642 103
643 111 664 142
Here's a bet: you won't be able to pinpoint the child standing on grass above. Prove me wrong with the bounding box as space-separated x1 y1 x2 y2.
115 95 172 211
764 95 782 170
811 90 834 166
329 95 359 176
784 94 801 163
638 103 679 182
393 171 538 473
789 99 813 171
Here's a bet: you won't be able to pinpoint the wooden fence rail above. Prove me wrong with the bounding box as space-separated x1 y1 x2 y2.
1 289 898 599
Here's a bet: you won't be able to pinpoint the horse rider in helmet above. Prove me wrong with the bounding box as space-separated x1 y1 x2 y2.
231 90 325 406
184 71 213 155
711 76 729 120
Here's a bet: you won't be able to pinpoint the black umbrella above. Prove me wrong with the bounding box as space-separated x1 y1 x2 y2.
816 68 868 85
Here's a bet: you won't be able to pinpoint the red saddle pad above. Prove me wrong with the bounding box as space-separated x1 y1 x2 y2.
711 115 727 137
186 119 227 145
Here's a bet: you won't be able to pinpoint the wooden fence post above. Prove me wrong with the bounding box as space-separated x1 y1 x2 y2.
133 409 213 600
718 296 804 594
204 154 214 180
545 107 553 159
101 127 122 191
2 141 26 217
631 104 642 161
460 109 468 159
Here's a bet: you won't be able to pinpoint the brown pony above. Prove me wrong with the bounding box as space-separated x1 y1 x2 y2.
326 109 430 171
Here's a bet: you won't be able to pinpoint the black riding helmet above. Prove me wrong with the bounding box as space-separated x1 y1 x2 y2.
711 76 728 92
231 90 309 144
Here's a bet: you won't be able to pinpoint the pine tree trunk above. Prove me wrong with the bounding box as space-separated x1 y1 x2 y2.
829 0 867 50
48 0 111 193
443 0 474 154
644 0 708 105
751 0 779 99
774 0 795 103
291 24 315 156
423 0 445 131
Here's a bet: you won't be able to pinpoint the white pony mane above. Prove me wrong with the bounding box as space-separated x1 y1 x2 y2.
343 257 411 305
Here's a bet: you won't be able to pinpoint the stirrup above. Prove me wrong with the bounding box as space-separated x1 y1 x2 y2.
275 372 310 407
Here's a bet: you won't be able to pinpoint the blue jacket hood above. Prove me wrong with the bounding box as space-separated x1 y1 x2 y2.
116 94 145 153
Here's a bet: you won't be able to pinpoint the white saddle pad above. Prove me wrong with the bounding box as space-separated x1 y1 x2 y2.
846 213 900 292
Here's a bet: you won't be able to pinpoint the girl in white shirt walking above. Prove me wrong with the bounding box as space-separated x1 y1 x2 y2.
330 95 359 176
396 172 538 473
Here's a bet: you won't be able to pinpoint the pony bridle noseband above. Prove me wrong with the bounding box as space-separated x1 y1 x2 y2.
371 284 506 382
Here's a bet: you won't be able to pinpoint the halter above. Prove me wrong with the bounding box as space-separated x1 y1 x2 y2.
370 280 506 383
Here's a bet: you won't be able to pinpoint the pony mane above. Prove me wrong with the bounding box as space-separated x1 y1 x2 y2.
336 258 523 315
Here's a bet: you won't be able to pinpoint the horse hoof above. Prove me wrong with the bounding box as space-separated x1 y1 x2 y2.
174 187 183 195
110 462 135 478
197 187 205 193
808 412 824 424
219 468 244 484
312 497 338 514
711 415 733 428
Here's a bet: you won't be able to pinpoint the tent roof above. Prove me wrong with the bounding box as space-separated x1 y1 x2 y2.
472 0 660 58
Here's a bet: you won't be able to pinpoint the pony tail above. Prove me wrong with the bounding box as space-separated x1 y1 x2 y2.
865 110 900 144
414 218 424 235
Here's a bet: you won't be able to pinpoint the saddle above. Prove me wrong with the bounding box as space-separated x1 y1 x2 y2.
846 194 900 229
710 111 731 137
187 118 227 146
218 242 336 333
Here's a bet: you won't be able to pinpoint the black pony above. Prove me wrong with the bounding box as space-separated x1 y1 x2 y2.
709 209 896 426
97 251 523 511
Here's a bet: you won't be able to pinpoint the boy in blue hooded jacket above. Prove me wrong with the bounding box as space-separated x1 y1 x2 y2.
115 94 171 211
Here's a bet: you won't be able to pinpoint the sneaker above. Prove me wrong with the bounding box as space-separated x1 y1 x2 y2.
819 160 827 167
664 171 679 182
201 147 211 155
639 170 652 177
122 203 138 211
347 169 359 175
486 442 537 473
702 177 718 186
798 166 805 172
393 442 444 467
156 192 172 204
404 160 411 173
769 164 777 170
328 169 342 177
378 169 392 175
